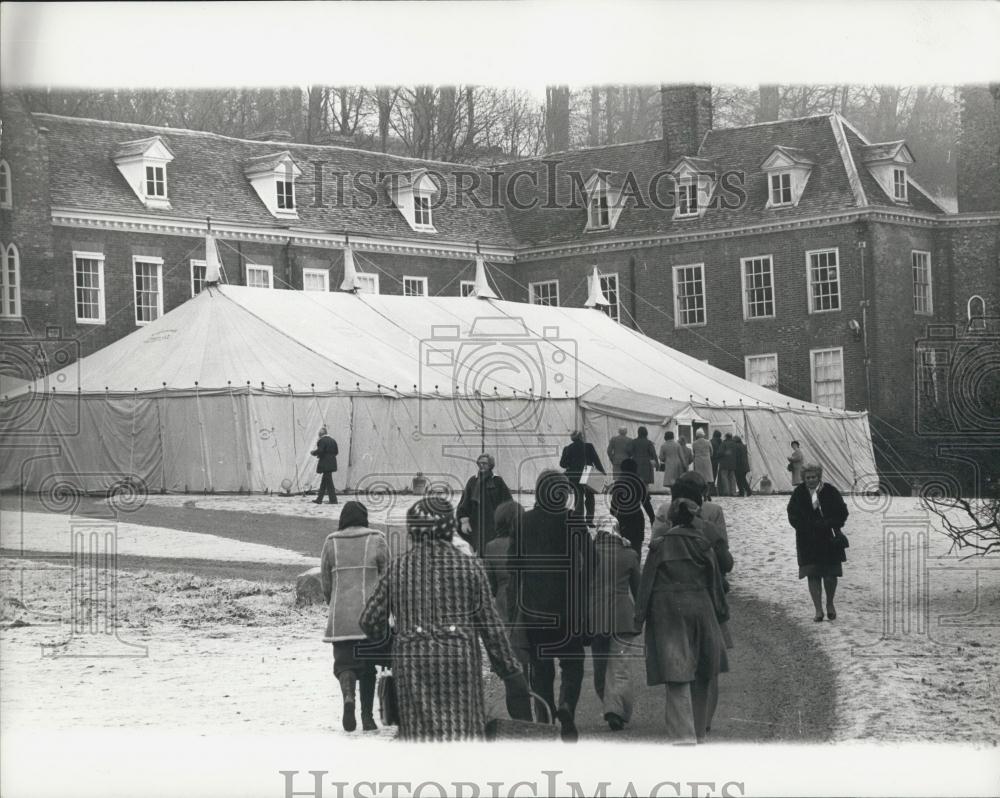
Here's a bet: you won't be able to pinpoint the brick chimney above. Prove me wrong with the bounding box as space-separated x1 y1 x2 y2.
661 85 713 164
957 85 1000 212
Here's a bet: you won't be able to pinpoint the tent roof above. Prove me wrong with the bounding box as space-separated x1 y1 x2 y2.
18 286 863 416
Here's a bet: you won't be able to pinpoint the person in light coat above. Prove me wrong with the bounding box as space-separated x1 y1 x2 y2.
607 427 633 479
787 441 805 485
659 431 691 488
691 430 714 484
320 501 389 732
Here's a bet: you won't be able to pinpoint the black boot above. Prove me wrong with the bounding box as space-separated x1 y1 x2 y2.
359 671 377 731
339 671 357 732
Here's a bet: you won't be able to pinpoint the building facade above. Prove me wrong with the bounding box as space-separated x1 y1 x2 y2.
2 87 998 485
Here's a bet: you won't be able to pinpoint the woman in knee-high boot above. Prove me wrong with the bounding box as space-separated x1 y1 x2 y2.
320 501 390 731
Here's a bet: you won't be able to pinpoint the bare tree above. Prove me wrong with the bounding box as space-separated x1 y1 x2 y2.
545 85 570 153
923 487 1000 557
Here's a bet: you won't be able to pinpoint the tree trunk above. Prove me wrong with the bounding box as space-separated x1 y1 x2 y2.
545 85 570 153
376 87 394 153
758 85 780 122
589 86 601 146
604 85 618 144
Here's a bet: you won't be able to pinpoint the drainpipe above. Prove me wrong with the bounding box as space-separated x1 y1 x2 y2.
857 236 872 411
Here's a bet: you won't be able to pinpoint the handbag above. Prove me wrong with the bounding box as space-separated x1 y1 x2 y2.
377 671 399 726
484 691 560 741
786 462 794 473
833 529 850 549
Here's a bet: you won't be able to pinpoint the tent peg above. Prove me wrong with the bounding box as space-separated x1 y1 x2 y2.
194 381 199 387
355 382 360 391
261 382 265 390
412 384 417 393
434 385 439 394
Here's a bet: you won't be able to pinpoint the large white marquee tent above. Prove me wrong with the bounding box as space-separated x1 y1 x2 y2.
1 285 876 495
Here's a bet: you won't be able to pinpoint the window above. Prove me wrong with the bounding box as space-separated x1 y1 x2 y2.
133 257 164 324
918 348 946 405
1 243 20 317
912 251 933 315
672 264 706 327
413 196 431 227
770 172 792 206
145 165 166 198
276 179 295 210
810 347 845 409
599 273 620 323
246 264 273 289
403 276 428 297
529 280 559 307
745 353 779 391
355 273 379 295
73 252 105 324
893 168 907 201
0 160 11 209
967 295 986 321
677 179 698 217
742 255 775 319
302 268 329 292
459 280 476 297
589 187 610 229
190 259 207 297
807 249 840 313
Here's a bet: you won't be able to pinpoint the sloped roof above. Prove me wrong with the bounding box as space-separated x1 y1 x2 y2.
20 285 862 417
841 127 944 212
35 114 518 247
112 135 175 160
761 145 816 167
858 141 910 163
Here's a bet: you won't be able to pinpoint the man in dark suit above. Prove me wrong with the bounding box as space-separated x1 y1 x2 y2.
311 426 339 504
559 430 606 528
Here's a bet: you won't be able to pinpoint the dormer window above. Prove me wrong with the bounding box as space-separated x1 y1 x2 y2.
244 151 302 219
145 165 166 198
893 168 907 201
770 172 792 206
385 170 438 233
760 147 815 209
583 172 625 232
859 141 914 205
667 157 717 220
112 136 175 210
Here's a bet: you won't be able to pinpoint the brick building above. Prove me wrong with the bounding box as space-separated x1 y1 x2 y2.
1 87 997 483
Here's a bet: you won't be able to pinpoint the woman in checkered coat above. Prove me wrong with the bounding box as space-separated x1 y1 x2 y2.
359 497 530 741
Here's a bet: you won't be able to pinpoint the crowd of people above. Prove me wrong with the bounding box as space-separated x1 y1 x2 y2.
314 425 849 744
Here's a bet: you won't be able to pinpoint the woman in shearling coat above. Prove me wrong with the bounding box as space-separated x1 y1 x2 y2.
359 497 529 741
320 501 389 732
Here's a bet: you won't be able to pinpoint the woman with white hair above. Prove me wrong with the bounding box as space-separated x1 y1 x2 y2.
786 464 850 622
456 452 513 555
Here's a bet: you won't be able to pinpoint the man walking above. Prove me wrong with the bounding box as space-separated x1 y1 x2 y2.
311 426 339 504
606 427 633 479
733 435 753 497
560 430 606 528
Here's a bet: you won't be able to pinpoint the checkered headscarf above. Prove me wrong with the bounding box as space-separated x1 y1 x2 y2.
406 496 457 542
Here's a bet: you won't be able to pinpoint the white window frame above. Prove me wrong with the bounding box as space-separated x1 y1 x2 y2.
132 256 164 326
676 179 699 218
1 242 21 318
413 196 432 229
459 280 476 297
190 259 207 297
403 276 428 297
599 272 620 323
967 295 986 321
893 167 908 201
806 248 841 314
912 250 933 315
73 251 106 325
528 279 560 307
769 172 792 207
744 353 779 391
0 160 11 209
276 178 295 211
672 263 707 328
302 268 330 292
246 263 274 289
145 164 166 198
741 255 775 320
810 346 846 409
355 273 380 295
588 185 610 230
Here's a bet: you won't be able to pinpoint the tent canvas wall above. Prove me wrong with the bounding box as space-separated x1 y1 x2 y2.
1 285 875 494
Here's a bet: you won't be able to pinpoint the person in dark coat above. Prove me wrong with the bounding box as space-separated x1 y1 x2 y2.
508 469 595 742
786 463 849 622
311 426 339 504
589 518 641 732
609 458 648 557
636 498 728 744
709 430 723 494
359 497 531 741
456 453 513 554
716 433 738 497
629 426 658 525
559 430 606 528
606 427 633 479
733 435 752 497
